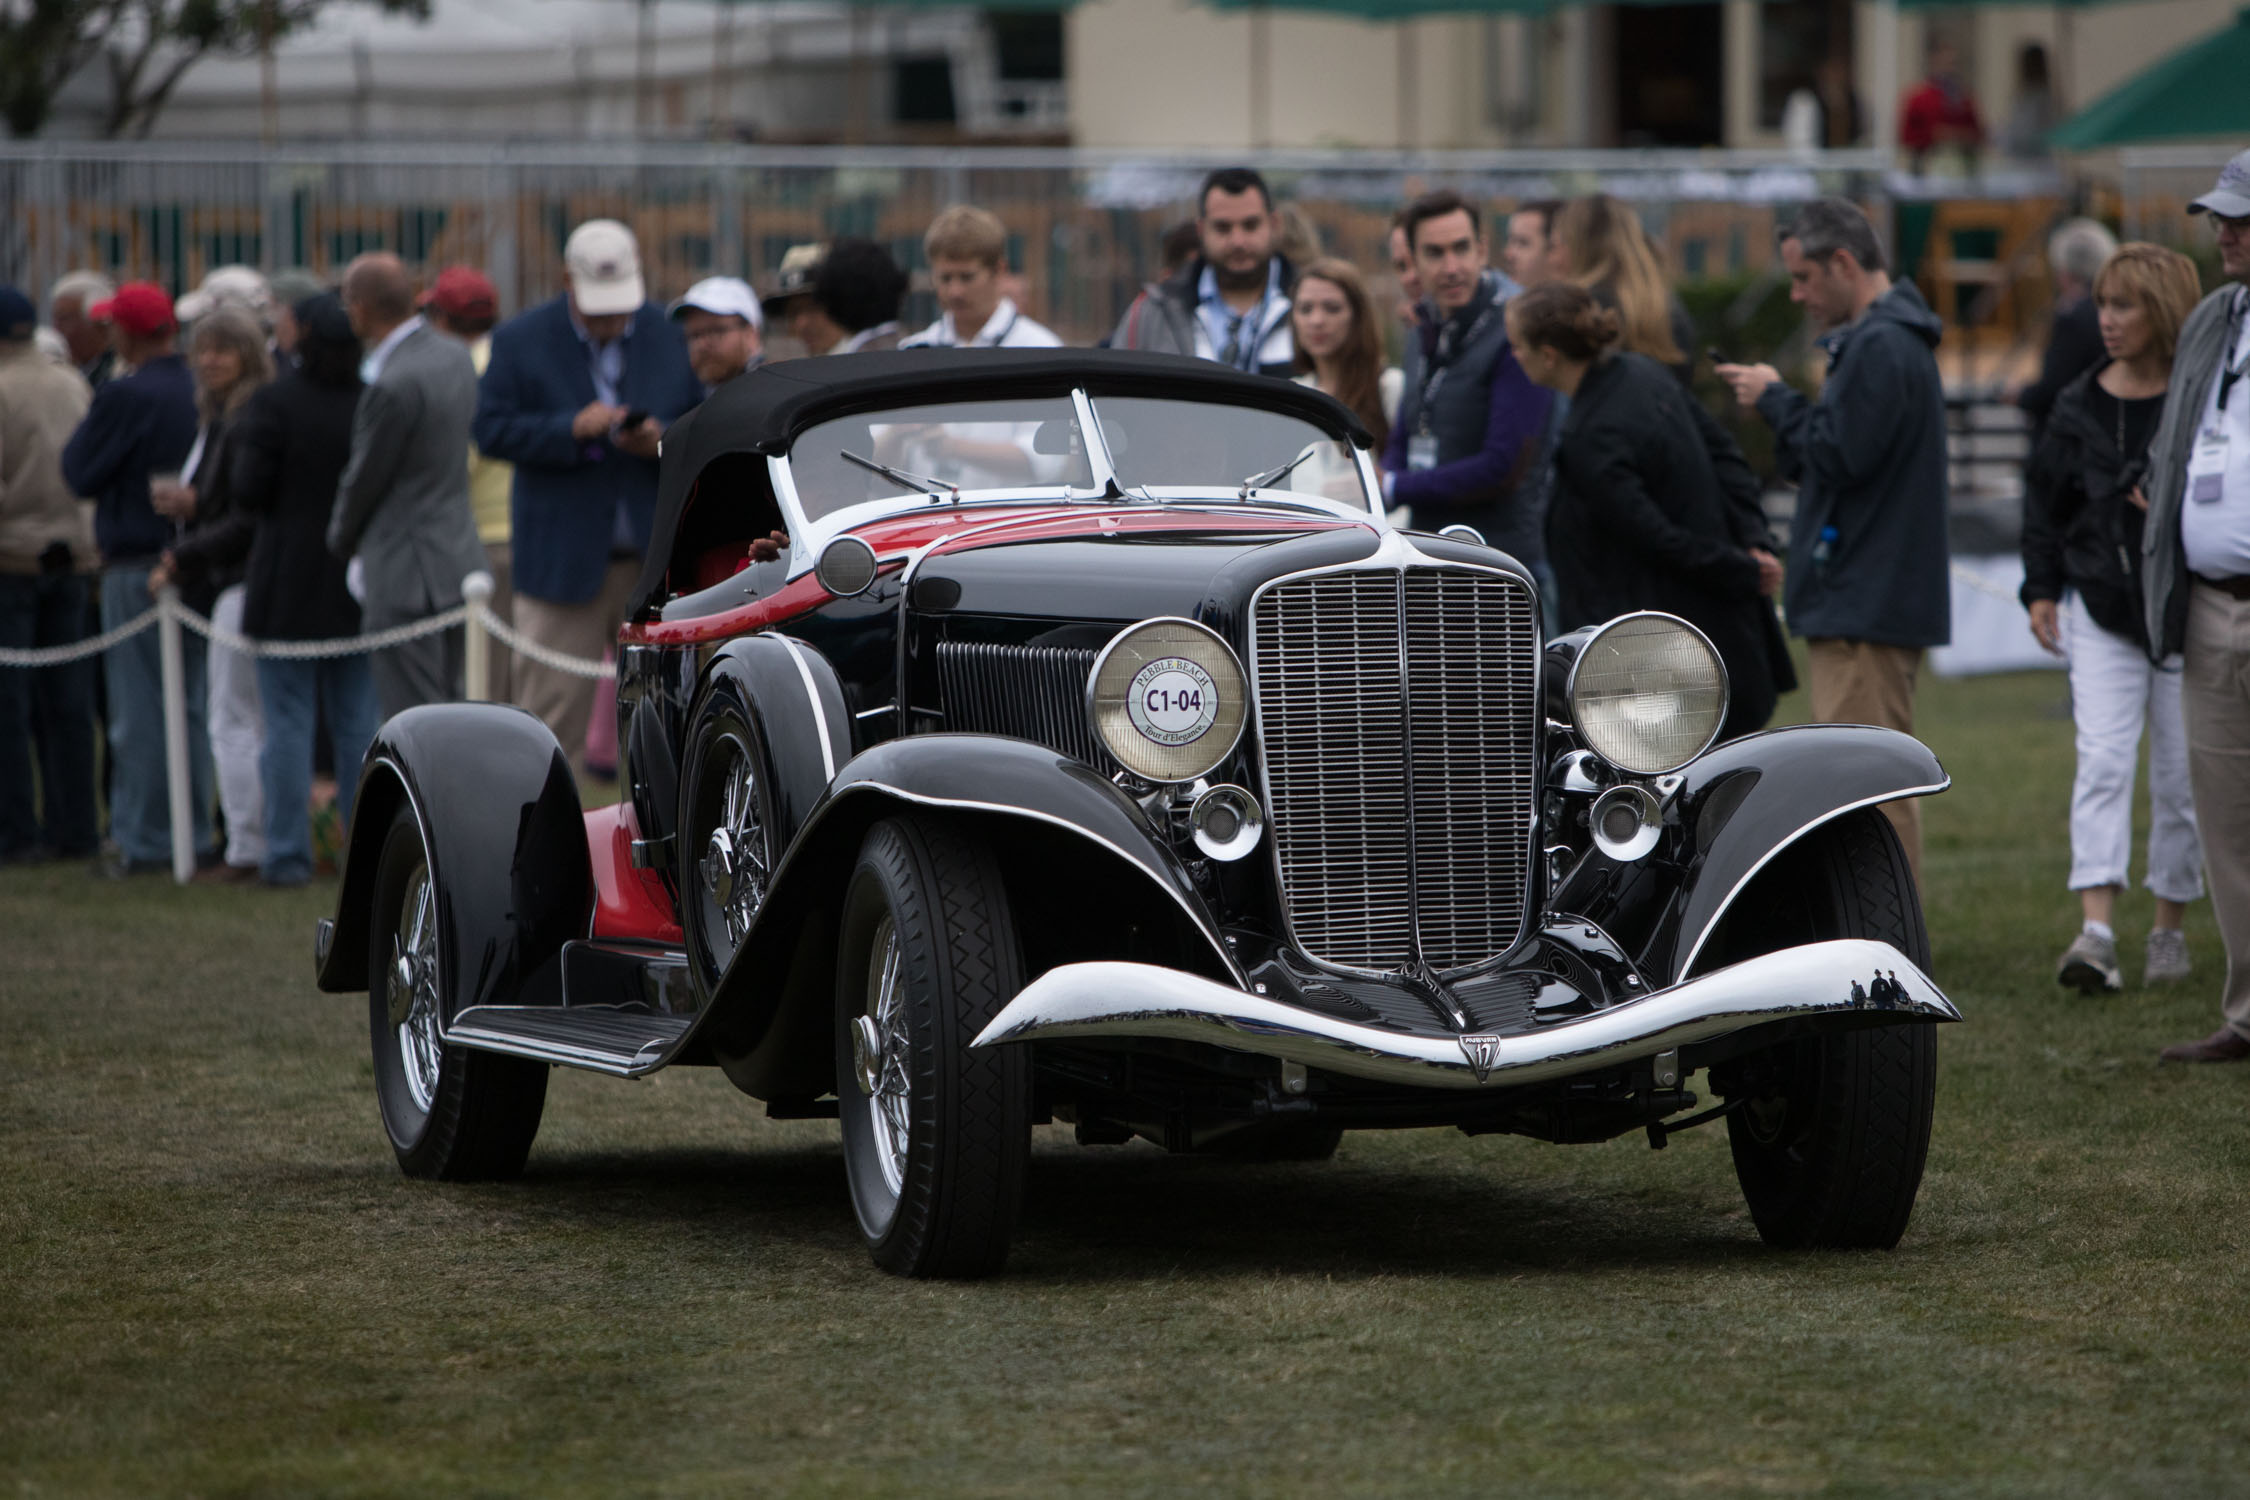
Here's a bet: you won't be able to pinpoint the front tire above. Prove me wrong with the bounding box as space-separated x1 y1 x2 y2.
367 804 548 1180
1718 808 1938 1250
834 815 1030 1278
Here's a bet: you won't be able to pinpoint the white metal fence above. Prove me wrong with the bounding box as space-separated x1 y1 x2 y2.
0 141 1892 343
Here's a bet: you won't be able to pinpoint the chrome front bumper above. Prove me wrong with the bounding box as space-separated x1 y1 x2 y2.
972 938 1957 1090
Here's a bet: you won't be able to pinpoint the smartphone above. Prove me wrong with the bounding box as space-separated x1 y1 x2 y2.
1705 346 1730 369
619 408 650 430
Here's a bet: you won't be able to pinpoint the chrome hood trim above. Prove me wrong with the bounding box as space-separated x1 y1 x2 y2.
973 938 1957 1091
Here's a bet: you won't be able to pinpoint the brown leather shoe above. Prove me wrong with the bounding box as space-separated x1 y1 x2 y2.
2159 1027 2250 1063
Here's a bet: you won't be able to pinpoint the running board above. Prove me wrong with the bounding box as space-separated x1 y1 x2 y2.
445 1004 691 1077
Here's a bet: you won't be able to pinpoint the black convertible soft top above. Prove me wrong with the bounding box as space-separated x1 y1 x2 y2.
639 347 1371 616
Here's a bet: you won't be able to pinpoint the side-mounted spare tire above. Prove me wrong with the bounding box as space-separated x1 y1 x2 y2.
367 803 549 1180
1715 807 1939 1250
834 814 1031 1278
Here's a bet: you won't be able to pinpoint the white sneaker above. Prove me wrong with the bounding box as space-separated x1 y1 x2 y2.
2144 928 2192 987
2057 930 2122 994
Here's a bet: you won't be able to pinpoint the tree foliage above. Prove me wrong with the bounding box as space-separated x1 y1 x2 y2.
0 0 432 139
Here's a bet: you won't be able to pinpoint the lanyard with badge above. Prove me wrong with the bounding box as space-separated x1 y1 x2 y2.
2189 289 2250 505
1406 289 1500 471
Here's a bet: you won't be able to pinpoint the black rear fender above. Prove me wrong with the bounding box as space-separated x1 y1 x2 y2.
696 735 1236 1100
313 705 593 1015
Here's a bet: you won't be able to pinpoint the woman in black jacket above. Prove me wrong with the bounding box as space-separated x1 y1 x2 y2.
228 294 377 887
1507 281 1795 743
2019 242 2207 994
149 306 274 881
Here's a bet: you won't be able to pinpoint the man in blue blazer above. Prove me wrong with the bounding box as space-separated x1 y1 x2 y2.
473 219 700 777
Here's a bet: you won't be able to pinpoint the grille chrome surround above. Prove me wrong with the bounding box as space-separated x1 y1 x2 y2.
1251 560 1540 974
935 640 1112 770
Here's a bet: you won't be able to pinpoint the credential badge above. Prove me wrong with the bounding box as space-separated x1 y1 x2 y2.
1458 1032 1503 1083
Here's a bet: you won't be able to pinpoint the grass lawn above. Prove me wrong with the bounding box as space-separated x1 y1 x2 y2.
6 663 2249 1498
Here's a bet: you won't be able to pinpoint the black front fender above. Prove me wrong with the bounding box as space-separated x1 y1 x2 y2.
1664 723 1947 981
313 704 592 1015
693 734 1237 1098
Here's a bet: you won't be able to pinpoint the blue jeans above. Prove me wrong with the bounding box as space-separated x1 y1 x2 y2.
101 566 212 863
255 654 378 884
0 571 98 857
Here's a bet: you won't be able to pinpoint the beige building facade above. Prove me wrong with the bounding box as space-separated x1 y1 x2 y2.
1067 0 2245 153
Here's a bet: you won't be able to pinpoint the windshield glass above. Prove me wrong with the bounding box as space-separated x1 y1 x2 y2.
1092 396 1372 511
788 398 1092 521
784 391 1373 523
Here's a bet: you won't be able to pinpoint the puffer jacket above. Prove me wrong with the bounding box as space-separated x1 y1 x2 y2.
2020 360 2160 647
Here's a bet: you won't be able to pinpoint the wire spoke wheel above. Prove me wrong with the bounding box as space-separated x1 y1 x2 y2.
851 917 913 1198
390 867 444 1114
834 815 1031 1278
367 803 547 1181
682 687 776 1002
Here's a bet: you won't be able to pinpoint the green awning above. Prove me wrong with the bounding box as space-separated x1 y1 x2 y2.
2050 7 2250 149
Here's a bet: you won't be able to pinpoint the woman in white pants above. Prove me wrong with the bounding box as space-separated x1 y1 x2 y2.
2020 244 2208 992
148 308 274 882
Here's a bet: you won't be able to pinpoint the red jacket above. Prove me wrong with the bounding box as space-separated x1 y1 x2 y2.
1899 78 1983 152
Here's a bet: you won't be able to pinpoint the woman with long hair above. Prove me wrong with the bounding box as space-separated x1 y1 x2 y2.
1289 256 1400 455
1507 281 1792 742
150 306 274 882
2021 242 2208 993
228 294 380 888
1549 195 1694 383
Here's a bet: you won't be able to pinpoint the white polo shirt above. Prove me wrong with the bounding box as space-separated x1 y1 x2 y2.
901 298 1062 350
2181 287 2250 579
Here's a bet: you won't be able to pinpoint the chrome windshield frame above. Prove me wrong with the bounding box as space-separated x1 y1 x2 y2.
776 385 1383 576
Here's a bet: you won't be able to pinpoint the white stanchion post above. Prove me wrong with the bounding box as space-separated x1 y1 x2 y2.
461 571 493 702
156 585 195 885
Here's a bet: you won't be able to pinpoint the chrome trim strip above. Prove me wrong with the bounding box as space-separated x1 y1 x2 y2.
443 1024 659 1078
973 939 1959 1091
766 630 840 783
841 780 1248 987
1672 775 1954 980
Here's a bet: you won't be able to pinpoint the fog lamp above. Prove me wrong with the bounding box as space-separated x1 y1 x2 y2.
1190 784 1264 861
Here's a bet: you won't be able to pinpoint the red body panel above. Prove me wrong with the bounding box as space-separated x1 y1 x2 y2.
585 803 684 944
618 505 1362 650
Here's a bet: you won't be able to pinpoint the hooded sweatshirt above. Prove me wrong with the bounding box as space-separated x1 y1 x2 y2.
1756 280 1952 650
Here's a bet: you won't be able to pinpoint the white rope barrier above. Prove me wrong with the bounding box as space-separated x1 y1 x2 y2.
0 575 614 884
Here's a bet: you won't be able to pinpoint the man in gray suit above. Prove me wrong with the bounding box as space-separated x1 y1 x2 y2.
330 253 489 718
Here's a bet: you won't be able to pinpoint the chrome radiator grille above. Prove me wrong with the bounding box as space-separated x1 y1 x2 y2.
1252 567 1539 973
935 641 1110 770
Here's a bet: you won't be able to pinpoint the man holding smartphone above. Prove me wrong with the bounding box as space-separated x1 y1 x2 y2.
474 219 700 779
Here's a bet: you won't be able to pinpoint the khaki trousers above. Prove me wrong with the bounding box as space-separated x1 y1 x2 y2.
2180 583 2250 1040
1806 637 1925 887
513 559 638 782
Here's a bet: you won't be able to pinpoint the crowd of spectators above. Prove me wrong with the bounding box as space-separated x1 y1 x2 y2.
7 149 2250 1073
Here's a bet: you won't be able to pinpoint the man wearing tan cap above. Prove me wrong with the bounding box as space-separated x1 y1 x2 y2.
473 219 699 779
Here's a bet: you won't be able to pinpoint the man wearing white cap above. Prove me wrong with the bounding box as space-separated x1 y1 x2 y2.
670 276 764 393
473 218 700 779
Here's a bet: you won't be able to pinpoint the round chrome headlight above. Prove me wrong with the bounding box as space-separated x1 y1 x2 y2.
1087 618 1248 783
1566 613 1728 775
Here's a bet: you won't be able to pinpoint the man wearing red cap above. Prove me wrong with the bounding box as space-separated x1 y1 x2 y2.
423 265 515 701
60 281 212 876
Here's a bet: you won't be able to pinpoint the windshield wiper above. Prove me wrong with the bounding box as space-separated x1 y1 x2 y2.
1237 449 1312 499
842 449 959 501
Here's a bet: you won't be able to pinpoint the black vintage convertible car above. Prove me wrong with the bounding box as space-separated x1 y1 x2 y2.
314 349 1956 1278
